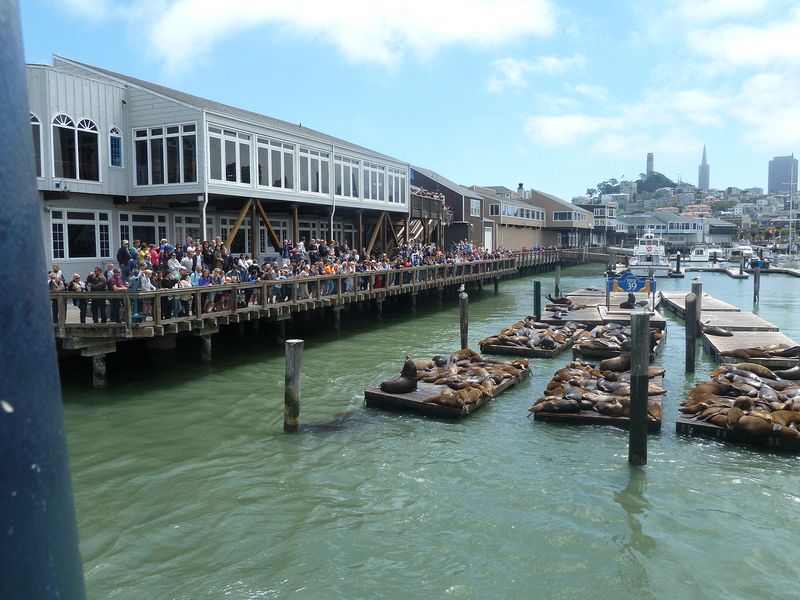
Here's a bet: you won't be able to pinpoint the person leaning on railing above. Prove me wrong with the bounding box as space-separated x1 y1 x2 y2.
86 266 108 323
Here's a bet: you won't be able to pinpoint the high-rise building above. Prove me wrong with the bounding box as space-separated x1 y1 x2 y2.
768 155 798 194
646 152 654 176
698 145 710 190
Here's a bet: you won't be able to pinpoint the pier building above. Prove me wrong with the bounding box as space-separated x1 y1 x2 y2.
28 56 411 275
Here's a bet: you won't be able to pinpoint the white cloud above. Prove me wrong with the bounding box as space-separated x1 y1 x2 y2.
524 113 618 146
687 6 800 70
674 0 769 22
142 0 556 72
567 83 608 102
487 54 585 93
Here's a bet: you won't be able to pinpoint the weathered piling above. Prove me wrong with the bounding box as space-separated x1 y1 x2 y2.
740 256 745 275
534 281 542 321
675 252 682 274
628 311 650 466
459 292 469 349
691 280 703 327
753 267 761 303
494 278 499 293
92 355 107 389
200 335 212 362
685 292 697 372
284 339 303 433
554 264 562 298
409 294 417 314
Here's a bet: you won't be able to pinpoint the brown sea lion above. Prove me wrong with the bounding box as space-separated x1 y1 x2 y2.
451 348 480 362
379 376 417 394
726 406 745 430
770 410 800 428
774 366 800 380
772 423 800 438
647 400 663 421
702 325 734 337
736 415 774 436
721 348 771 360
596 399 624 416
599 354 631 372
733 363 777 380
769 346 800 358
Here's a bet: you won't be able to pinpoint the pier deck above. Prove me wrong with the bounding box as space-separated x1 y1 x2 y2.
676 416 800 452
480 330 583 358
701 330 799 368
659 291 740 318
700 312 778 332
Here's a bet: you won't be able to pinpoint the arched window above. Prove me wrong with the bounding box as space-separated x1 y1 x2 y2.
51 114 100 181
109 126 123 168
31 113 42 177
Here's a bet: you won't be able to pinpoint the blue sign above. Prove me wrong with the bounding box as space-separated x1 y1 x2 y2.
607 272 656 293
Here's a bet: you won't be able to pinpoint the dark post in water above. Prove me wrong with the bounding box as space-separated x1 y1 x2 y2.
628 312 650 466
753 267 761 303
554 264 562 298
534 281 542 321
284 339 303 433
691 280 703 328
685 292 697 372
675 252 682 274
739 255 745 275
459 291 469 349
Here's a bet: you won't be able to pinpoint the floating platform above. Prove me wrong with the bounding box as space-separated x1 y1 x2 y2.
364 371 528 419
534 376 664 432
480 330 583 358
683 266 749 279
700 312 778 332
659 291 740 318
676 416 800 452
540 305 667 331
572 329 666 362
701 330 799 368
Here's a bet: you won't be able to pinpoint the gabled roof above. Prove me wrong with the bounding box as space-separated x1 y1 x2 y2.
411 166 482 200
484 185 516 195
52 56 405 165
530 189 592 215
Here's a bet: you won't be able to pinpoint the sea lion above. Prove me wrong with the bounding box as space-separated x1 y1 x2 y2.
725 406 745 430
769 345 800 358
770 410 800 428
702 325 734 337
540 336 557 350
775 366 800 380
733 363 777 380
599 354 631 372
379 376 417 394
547 294 571 305
736 415 774 436
619 293 636 310
451 348 480 362
721 348 771 360
596 399 624 416
773 423 800 438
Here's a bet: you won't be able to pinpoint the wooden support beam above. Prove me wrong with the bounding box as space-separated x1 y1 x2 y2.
250 201 259 260
226 198 253 249
254 200 282 251
387 214 401 247
357 211 363 251
292 205 299 245
366 212 384 257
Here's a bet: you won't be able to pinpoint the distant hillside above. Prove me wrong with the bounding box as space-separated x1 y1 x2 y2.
637 172 676 194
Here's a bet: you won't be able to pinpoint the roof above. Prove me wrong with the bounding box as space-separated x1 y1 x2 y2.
529 188 592 215
617 214 661 225
484 185 517 195
410 166 482 200
52 56 405 165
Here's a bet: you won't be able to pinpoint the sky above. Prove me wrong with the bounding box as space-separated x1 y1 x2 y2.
20 0 800 200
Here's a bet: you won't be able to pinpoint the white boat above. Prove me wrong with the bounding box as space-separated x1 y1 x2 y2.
708 247 726 262
684 245 710 263
628 232 671 277
727 243 754 263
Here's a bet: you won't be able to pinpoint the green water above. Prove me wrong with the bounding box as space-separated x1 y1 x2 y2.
61 265 800 599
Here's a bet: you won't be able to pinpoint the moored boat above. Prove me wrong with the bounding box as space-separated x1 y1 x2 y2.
628 232 671 277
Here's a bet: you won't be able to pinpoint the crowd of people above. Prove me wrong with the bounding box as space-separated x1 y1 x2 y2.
48 235 517 324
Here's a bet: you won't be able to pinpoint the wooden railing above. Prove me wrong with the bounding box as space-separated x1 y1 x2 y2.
51 257 523 337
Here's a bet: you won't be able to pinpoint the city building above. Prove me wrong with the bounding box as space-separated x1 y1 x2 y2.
575 197 623 246
29 56 411 274
471 186 546 250
646 152 654 176
698 145 709 190
410 166 485 248
768 155 798 194
529 190 594 247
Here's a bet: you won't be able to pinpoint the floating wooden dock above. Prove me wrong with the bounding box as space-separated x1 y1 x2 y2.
540 289 667 330
480 330 583 359
534 376 664 432
364 370 528 418
659 291 740 318
676 416 800 452
701 330 799 368
700 312 778 332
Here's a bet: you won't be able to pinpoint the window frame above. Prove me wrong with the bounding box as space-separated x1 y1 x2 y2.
470 198 481 217
386 167 407 204
51 113 102 183
334 155 361 199
133 122 198 187
299 147 331 195
257 136 296 191
109 126 124 169
49 208 112 261
31 113 43 178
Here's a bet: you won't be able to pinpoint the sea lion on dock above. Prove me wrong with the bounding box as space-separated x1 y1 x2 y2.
774 366 800 380
733 363 777 379
379 356 418 394
619 293 636 310
726 406 745 430
547 294 571 305
736 415 774 436
721 347 771 360
599 354 631 372
702 324 734 337
769 345 800 358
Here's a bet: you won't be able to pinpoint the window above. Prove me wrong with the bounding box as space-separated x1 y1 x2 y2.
334 155 360 198
299 148 330 194
362 162 385 201
134 123 197 186
219 216 250 253
470 198 481 217
257 137 295 190
109 127 123 168
31 114 42 177
174 215 205 245
52 114 99 181
490 204 499 216
50 209 111 260
553 211 572 221
119 212 168 246
387 167 406 203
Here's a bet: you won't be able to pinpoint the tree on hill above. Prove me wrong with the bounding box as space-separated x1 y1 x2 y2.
637 172 676 194
596 178 620 195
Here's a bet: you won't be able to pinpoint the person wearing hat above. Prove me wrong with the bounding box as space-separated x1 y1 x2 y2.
117 239 132 278
108 267 127 323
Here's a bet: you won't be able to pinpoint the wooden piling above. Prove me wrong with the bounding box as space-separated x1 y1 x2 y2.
675 252 682 274
555 264 561 298
92 355 107 389
685 292 697 373
494 278 499 293
200 335 212 363
753 267 761 303
284 339 303 433
333 306 342 331
534 281 542 321
628 311 650 466
459 292 469 349
410 293 417 314
740 255 745 275
691 280 702 327
375 299 383 321
276 320 286 344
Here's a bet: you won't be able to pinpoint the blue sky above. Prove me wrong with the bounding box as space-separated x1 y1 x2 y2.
21 0 800 200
